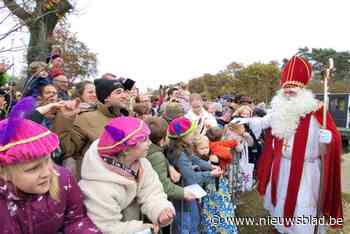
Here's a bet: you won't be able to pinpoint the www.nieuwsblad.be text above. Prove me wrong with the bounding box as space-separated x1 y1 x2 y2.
210 215 343 226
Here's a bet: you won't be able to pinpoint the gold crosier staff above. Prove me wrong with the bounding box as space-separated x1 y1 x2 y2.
314 58 334 234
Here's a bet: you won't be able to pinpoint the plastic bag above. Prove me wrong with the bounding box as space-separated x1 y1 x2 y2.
238 143 254 192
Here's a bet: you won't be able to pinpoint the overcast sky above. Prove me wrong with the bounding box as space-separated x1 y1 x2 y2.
2 0 350 91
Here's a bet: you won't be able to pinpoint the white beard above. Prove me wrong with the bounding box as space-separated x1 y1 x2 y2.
270 88 319 139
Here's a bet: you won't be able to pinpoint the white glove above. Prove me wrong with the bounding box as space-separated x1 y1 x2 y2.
319 129 332 144
230 118 249 125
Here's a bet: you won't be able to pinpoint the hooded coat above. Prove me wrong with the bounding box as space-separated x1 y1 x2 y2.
79 141 175 234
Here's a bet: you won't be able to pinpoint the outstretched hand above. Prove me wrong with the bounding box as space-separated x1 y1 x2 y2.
230 118 249 125
36 101 65 115
59 99 81 118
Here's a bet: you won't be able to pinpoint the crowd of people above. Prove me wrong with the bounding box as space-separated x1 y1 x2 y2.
0 53 343 234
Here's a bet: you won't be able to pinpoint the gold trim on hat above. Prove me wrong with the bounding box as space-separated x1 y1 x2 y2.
98 121 144 151
285 57 293 82
282 80 305 88
288 56 297 82
0 131 51 152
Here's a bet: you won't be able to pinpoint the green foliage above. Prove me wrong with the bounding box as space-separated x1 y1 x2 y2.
189 62 280 103
237 63 280 103
188 73 237 100
297 47 350 81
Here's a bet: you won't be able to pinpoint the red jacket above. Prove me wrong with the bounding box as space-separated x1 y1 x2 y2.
209 140 238 172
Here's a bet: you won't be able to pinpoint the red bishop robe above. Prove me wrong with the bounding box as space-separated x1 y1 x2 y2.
257 106 343 231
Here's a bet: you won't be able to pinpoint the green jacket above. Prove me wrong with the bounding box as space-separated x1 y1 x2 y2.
146 143 184 200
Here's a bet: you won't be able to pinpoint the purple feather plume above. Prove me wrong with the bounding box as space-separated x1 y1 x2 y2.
0 97 36 145
105 125 125 142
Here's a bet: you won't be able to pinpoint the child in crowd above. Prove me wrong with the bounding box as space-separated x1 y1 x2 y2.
192 134 210 161
195 130 238 234
23 61 50 97
79 116 175 234
0 97 100 233
166 117 221 234
224 122 254 204
207 127 238 173
145 117 196 201
145 116 196 234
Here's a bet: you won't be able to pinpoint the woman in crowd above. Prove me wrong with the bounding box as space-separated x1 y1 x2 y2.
73 81 97 112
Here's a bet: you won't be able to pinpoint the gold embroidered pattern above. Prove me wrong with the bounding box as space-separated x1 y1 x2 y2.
282 80 305 88
0 131 52 152
98 121 144 151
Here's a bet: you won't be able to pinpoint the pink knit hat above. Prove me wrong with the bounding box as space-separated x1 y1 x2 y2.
98 117 150 156
0 98 59 165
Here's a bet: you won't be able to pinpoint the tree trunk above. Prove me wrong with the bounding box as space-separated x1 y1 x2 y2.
27 20 51 64
3 0 73 65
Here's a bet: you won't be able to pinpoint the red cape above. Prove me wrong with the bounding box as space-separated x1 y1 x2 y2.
257 106 343 228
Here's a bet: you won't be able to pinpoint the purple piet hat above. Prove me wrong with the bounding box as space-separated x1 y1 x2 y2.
0 97 59 165
98 117 150 157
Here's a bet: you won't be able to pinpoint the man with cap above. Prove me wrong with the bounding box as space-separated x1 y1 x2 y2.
232 56 343 233
53 77 135 177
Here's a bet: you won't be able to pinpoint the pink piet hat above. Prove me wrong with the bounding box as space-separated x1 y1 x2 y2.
97 117 150 157
0 97 59 165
